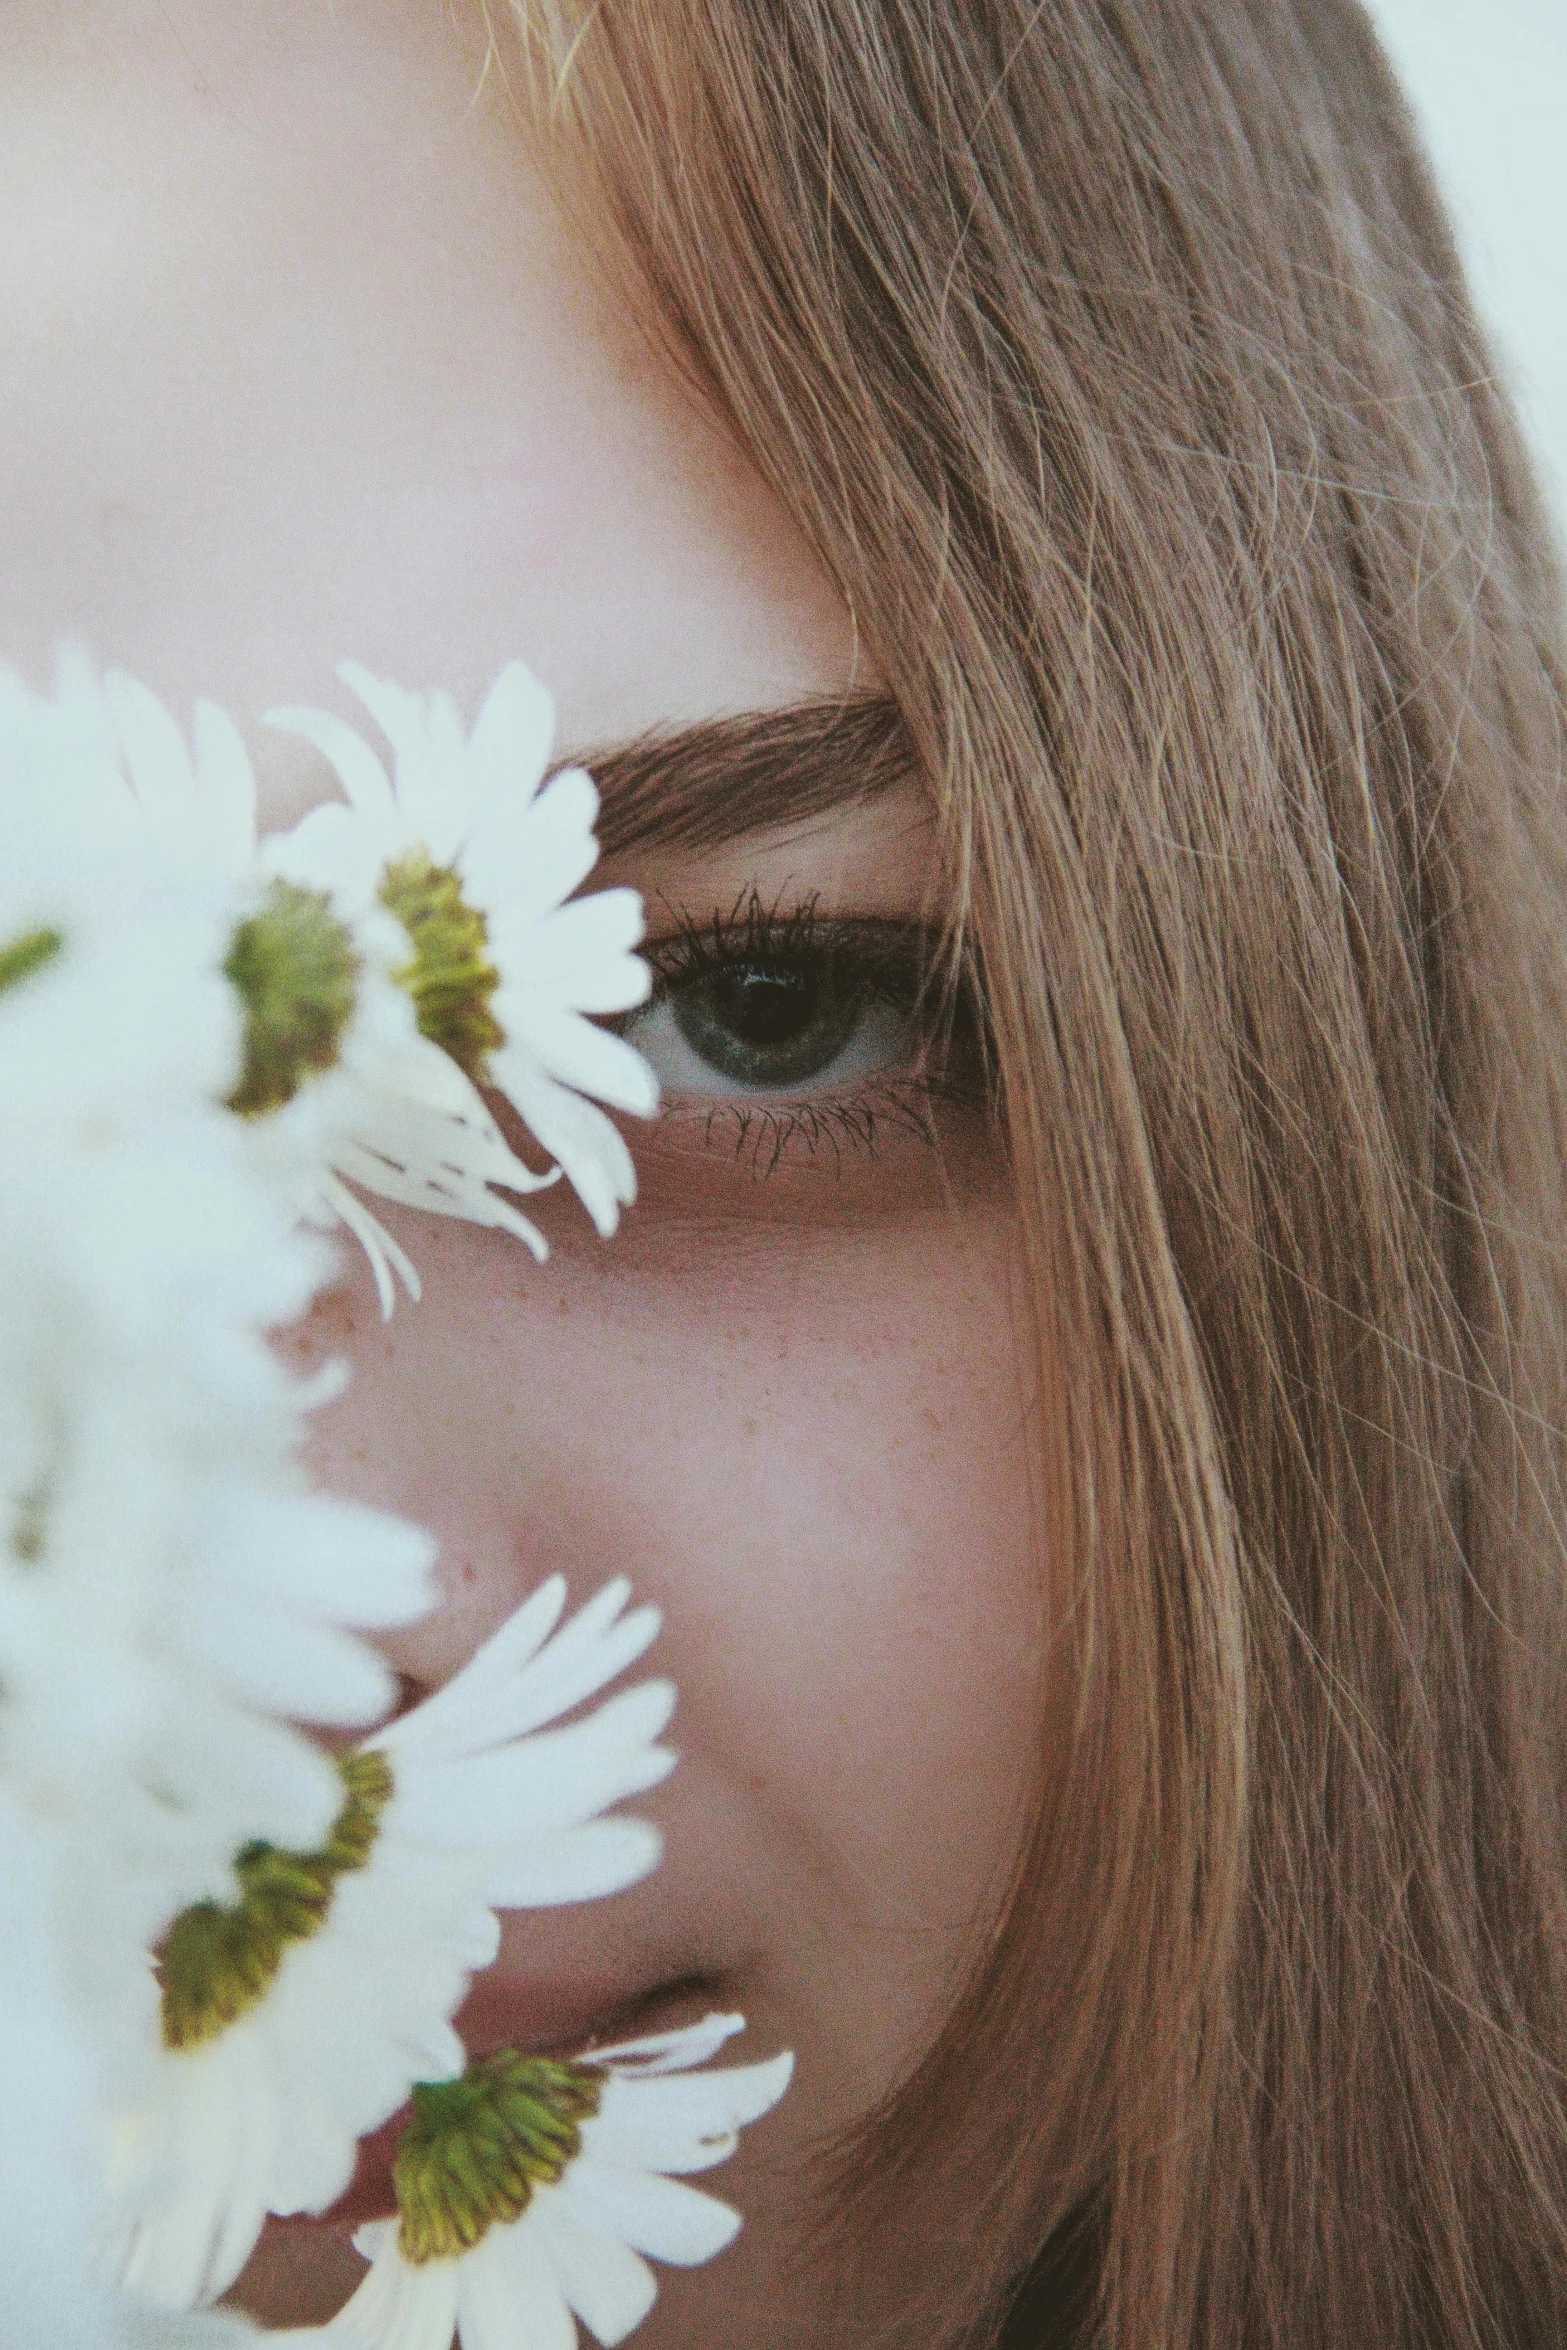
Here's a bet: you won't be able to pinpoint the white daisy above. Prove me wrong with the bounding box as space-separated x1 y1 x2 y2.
0 664 439 1928
106 1577 676 2315
103 668 563 1316
264 659 657 1242
314 2016 794 2350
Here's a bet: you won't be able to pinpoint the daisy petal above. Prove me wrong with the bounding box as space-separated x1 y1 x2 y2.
264 706 398 830
477 1817 664 1908
486 1061 637 1239
469 766 601 932
333 2238 461 2350
338 664 469 858
466 661 556 808
329 1084 553 1200
461 2220 576 2350
103 669 198 840
191 700 259 872
111 2038 274 2310
208 1488 436 1631
350 2220 399 2264
495 1005 660 1117
386 1626 667 1776
561 2158 741 2267
329 1136 548 1257
336 1035 558 1181
369 1028 515 1122
502 1587 662 1730
177 1589 398 1727
494 891 650 1013
588 2053 797 2175
587 2015 748 2076
389 1681 676 1845
262 797 385 906
425 1578 660 1757
531 2197 658 2346
376 1578 569 1763
317 1174 422 1316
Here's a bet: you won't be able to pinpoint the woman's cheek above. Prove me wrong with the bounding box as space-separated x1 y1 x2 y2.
639 1208 1045 1931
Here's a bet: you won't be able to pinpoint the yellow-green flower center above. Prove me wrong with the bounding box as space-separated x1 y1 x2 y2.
223 878 362 1118
0 924 64 997
379 848 504 1084
394 2049 604 2264
158 1748 394 2051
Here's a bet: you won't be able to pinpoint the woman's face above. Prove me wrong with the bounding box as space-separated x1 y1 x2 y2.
1 5 1045 2338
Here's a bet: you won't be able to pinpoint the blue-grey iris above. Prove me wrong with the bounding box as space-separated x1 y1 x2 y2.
671 954 862 1090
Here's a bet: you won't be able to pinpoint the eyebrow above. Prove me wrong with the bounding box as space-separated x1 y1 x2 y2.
564 693 917 859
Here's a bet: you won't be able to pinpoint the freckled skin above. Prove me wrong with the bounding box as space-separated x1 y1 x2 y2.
0 3 1046 2336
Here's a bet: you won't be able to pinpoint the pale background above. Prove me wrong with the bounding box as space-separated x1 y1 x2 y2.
1366 0 1567 536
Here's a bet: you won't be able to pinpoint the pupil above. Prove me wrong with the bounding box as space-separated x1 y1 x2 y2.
709 963 817 1048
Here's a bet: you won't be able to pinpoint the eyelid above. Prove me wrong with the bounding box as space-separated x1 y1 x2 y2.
638 893 957 1014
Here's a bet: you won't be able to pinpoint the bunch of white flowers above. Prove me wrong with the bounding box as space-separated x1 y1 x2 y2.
0 657 789 2350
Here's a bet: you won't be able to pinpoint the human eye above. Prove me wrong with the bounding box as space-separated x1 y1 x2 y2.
620 891 985 1175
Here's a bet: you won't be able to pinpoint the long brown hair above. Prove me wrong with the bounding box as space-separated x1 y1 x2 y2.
500 4 1567 2342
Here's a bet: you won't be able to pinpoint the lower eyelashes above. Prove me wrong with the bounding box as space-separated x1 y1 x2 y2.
667 1074 946 1179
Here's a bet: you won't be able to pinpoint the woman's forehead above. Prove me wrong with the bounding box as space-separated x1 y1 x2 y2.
0 0 858 784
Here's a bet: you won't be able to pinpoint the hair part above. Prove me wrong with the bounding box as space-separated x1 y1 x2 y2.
499 5 1567 2344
